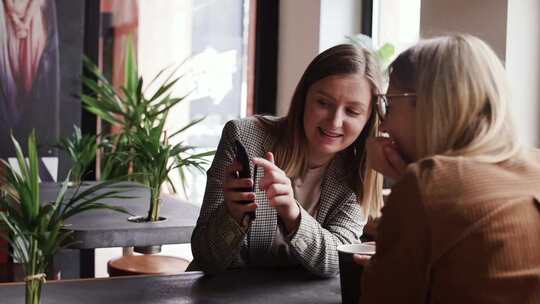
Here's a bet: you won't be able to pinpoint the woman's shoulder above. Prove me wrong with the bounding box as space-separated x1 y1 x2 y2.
221 116 281 157
402 148 540 204
390 149 540 263
222 116 278 137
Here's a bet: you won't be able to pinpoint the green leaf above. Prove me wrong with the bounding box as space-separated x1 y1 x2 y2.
79 36 214 221
56 126 98 184
125 35 138 95
0 131 133 279
376 43 396 67
168 117 205 139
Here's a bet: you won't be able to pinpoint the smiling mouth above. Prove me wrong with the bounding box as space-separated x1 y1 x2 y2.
318 127 343 138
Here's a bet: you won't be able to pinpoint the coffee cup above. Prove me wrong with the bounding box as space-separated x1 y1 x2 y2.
337 243 375 304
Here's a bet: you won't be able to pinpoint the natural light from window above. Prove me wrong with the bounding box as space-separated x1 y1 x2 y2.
372 0 421 61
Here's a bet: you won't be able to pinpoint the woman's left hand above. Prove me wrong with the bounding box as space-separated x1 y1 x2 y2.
366 137 408 180
253 152 300 233
353 254 372 267
353 241 375 267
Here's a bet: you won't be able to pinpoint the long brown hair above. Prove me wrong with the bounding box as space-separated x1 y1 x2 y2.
258 44 384 217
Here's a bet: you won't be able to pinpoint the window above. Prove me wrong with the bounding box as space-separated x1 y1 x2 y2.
101 0 252 205
372 0 421 60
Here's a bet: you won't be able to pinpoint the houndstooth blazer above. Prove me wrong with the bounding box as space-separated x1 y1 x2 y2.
189 117 367 277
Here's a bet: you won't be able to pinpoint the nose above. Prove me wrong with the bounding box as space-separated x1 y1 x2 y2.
329 109 344 129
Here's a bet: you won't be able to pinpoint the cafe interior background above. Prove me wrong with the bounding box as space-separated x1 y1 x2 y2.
0 0 538 280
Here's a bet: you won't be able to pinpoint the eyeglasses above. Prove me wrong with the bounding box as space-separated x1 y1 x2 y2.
374 92 416 120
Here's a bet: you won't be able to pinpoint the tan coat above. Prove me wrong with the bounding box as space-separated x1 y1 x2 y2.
362 149 540 304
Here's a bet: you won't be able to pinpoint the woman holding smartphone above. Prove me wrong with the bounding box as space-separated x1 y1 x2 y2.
359 34 540 303
189 44 384 277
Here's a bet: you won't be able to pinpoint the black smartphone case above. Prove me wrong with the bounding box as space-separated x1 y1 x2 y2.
233 140 256 220
234 140 251 179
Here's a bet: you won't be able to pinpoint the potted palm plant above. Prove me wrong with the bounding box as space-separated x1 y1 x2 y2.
129 109 213 223
55 125 98 186
80 39 187 181
81 39 214 225
0 131 131 304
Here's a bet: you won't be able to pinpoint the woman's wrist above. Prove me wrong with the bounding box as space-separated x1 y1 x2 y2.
279 201 301 233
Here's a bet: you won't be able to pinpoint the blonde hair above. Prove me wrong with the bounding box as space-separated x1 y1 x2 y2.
391 34 520 163
258 44 384 218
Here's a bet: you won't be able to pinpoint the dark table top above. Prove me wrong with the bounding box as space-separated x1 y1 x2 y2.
0 268 341 303
40 182 200 249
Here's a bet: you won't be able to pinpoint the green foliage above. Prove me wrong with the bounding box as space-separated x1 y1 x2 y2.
0 131 131 302
346 34 396 69
81 37 214 220
130 118 213 221
56 125 97 185
375 43 396 69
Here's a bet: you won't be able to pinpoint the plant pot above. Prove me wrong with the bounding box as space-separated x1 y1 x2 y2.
126 215 168 223
133 245 162 255
126 215 168 254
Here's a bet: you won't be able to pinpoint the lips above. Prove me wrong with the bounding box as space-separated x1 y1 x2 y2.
318 127 343 138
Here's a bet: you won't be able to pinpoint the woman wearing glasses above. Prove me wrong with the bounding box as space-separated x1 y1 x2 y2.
189 44 384 277
359 34 540 303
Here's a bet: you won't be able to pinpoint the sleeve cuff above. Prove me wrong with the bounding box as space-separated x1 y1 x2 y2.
282 200 303 241
288 206 318 252
216 204 249 246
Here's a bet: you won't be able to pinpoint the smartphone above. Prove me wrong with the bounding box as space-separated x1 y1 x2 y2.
233 140 257 220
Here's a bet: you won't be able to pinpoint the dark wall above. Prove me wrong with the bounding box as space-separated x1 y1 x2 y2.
56 0 86 180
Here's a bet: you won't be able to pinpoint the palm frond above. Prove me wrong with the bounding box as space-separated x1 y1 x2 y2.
80 38 213 221
0 131 132 281
56 126 98 184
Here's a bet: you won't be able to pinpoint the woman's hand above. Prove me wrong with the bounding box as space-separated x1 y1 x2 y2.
366 137 408 180
253 152 300 233
353 254 372 267
223 161 258 226
353 241 375 267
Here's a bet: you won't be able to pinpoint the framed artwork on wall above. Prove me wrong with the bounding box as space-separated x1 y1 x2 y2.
0 0 85 181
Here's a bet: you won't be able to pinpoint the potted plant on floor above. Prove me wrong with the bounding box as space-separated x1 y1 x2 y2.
81 39 214 225
0 131 131 304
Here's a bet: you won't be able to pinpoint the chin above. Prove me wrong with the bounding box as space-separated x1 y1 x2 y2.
315 145 341 157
